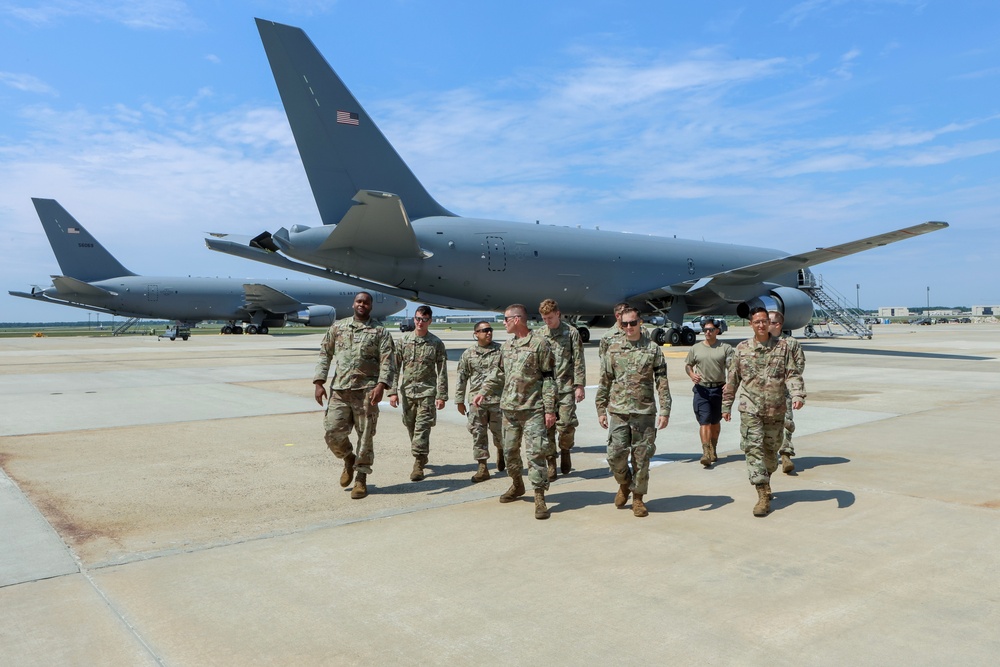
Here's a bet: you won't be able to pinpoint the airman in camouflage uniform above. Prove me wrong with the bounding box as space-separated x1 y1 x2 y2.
474 304 557 520
313 292 396 500
598 302 630 360
769 310 806 474
455 320 504 482
539 299 586 479
389 305 448 482
595 307 671 518
722 307 805 517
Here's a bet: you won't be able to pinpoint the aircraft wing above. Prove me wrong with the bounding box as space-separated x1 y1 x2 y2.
50 275 118 298
629 221 949 304
242 284 305 314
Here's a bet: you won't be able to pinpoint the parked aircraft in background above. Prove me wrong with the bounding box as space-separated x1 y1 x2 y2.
10 198 405 338
206 18 948 345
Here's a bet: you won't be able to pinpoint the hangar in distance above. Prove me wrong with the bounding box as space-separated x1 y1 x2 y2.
10 198 405 338
206 18 948 345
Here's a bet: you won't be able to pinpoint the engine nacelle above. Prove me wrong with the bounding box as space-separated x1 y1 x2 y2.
736 287 814 331
289 305 337 328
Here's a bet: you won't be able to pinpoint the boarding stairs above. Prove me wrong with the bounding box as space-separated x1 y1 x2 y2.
112 317 142 336
798 273 872 339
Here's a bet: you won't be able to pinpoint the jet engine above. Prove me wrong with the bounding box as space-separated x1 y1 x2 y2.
736 287 814 331
289 305 337 328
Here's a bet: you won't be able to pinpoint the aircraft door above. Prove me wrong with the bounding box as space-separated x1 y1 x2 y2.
147 284 158 302
486 236 506 272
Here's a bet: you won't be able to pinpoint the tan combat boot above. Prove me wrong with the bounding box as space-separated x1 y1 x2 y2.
496 447 506 472
781 453 795 474
753 483 771 517
700 443 713 467
339 453 356 488
546 456 558 481
470 460 490 483
534 490 550 520
560 450 572 474
632 493 648 518
350 473 368 499
614 483 631 509
499 475 525 503
410 454 427 482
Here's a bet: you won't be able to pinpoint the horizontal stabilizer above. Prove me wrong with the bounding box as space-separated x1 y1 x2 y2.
319 190 429 259
50 275 117 298
243 284 303 314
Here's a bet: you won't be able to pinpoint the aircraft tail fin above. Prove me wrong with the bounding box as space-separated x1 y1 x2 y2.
32 198 136 282
255 18 454 225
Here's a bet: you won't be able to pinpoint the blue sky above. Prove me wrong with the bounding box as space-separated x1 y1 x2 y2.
1 0 997 322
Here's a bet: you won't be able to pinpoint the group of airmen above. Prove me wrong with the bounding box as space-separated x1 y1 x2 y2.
313 292 806 520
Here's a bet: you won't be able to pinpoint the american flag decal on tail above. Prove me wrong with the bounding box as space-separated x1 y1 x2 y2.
336 110 359 126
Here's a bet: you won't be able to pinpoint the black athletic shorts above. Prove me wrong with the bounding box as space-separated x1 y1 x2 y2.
692 384 723 425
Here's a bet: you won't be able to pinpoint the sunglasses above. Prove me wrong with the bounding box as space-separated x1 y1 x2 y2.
621 320 640 327
475 327 493 334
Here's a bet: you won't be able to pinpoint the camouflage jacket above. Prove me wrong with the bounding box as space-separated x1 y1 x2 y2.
722 335 806 417
544 321 586 395
388 331 448 400
480 329 556 413
781 333 806 373
599 327 624 359
313 316 396 391
596 333 671 417
455 341 502 405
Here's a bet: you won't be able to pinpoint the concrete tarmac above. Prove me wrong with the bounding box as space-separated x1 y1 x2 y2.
1 323 998 666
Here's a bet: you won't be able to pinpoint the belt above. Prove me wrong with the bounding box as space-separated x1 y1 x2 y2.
699 382 724 388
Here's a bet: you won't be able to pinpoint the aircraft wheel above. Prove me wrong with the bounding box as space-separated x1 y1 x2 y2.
681 328 697 346
667 328 681 346
234 326 244 335
246 325 259 335
222 325 234 335
577 326 590 343
652 327 666 345
259 326 269 335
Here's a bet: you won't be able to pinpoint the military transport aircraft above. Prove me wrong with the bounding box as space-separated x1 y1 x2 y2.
206 18 948 345
10 198 405 338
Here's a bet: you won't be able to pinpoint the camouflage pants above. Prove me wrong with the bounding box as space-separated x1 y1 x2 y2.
739 412 785 485
399 391 437 457
607 413 657 495
467 402 502 461
546 391 579 452
502 408 555 491
324 388 379 475
780 393 796 456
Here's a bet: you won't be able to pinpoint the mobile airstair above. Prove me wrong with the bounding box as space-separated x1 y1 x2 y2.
112 317 142 336
798 272 872 339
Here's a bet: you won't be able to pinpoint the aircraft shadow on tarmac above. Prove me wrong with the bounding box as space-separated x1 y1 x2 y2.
802 345 993 362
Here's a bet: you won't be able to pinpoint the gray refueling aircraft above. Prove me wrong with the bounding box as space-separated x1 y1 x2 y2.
206 18 948 344
10 198 405 338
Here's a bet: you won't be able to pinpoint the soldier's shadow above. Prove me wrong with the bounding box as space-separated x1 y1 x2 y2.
644 494 734 513
785 456 851 474
772 489 855 510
